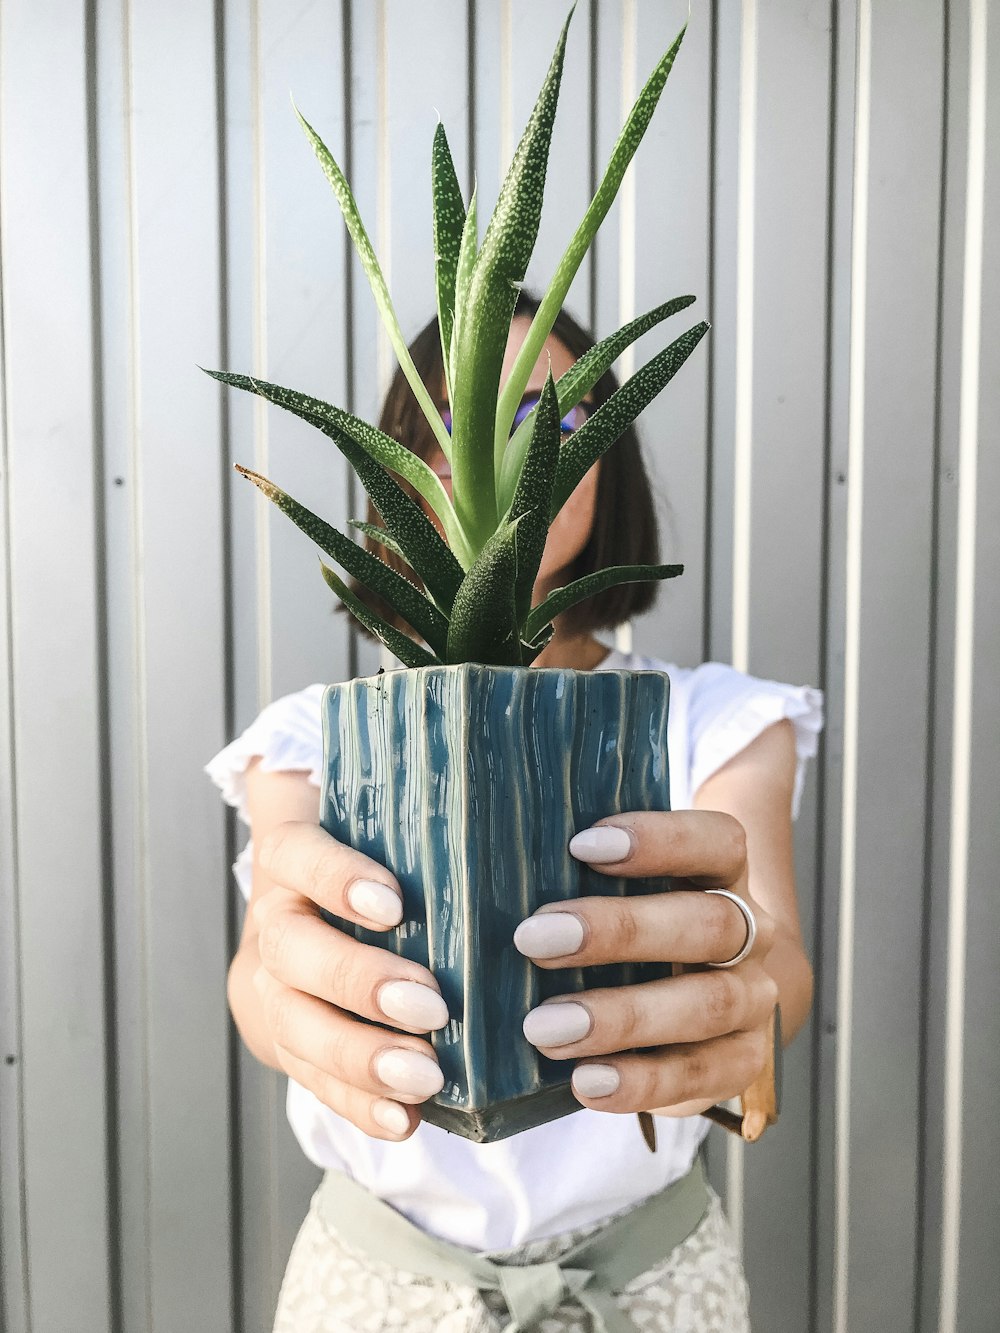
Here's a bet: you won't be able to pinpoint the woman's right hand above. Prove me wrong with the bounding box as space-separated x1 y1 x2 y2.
229 764 448 1142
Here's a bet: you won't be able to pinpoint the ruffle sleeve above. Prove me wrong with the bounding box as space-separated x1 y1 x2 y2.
203 683 326 899
685 663 824 818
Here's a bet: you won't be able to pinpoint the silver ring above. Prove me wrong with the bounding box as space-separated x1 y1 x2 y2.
704 889 757 968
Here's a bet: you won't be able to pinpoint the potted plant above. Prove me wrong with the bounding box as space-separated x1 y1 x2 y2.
207 7 712 1143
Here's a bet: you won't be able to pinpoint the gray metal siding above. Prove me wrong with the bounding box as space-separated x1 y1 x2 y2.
0 2 995 1331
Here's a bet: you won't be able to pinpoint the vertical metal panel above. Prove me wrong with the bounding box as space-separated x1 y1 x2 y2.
841 3 945 1329
348 0 388 681
951 2 998 1327
382 2 470 371
723 0 759 1246
0 84 30 1333
470 0 508 256
93 0 152 1323
347 0 386 432
918 8 999 1331
219 4 290 1328
738 4 833 1328
259 0 352 1284
377 0 469 667
93 0 235 1327
699 0 743 1216
472 3 593 318
730 0 757 684
923 5 974 1325
255 0 353 701
0 2 115 1329
223 1 352 1324
814 0 858 1325
250 2 357 1269
625 2 713 673
221 0 264 727
591 0 627 344
706 0 742 670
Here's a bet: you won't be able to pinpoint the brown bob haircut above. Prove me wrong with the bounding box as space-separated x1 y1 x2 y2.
340 289 661 641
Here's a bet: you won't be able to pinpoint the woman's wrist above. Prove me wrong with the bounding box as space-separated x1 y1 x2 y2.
762 929 814 1045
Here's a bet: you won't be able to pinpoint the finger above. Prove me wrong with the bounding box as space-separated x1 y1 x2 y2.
258 820 404 928
521 960 779 1059
274 1043 420 1141
569 1028 772 1115
255 890 449 1033
568 810 747 884
253 968 444 1103
514 888 774 968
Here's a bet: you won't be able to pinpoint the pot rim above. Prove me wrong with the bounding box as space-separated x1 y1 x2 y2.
334 662 671 687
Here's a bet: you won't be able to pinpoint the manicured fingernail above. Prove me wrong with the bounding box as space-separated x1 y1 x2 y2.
378 980 449 1031
568 826 633 864
347 878 403 927
514 912 585 959
375 1047 445 1098
523 1002 592 1048
372 1098 411 1136
572 1064 621 1099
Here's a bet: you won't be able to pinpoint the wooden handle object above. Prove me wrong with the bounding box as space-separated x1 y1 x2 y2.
736 1005 782 1141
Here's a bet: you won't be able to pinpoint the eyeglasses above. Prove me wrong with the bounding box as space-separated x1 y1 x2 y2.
438 394 593 438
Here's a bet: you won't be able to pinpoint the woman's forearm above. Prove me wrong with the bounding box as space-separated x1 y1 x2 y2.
227 939 283 1072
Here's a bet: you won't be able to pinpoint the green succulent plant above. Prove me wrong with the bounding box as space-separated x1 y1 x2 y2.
205 6 708 670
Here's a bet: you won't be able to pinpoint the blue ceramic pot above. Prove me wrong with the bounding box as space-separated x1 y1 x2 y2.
319 662 673 1143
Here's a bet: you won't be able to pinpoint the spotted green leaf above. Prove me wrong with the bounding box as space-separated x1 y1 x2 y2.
236 466 450 659
549 322 710 517
523 563 684 644
293 101 453 460
497 295 698 513
449 8 574 553
431 122 466 407
445 513 531 665
207 368 466 613
449 187 478 396
203 367 473 566
348 520 407 563
319 561 440 668
495 23 687 459
508 369 561 627
330 435 466 617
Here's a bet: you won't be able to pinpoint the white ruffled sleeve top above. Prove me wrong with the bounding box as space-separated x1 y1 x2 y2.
205 649 823 1250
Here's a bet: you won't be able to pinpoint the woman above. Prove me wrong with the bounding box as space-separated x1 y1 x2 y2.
207 293 822 1330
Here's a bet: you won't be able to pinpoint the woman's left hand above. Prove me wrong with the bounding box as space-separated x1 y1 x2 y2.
514 810 779 1116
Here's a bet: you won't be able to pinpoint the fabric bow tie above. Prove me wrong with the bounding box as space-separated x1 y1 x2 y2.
496 1259 631 1332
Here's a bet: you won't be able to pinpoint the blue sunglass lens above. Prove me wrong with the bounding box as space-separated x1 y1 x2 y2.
511 398 538 431
439 398 590 439
512 396 589 435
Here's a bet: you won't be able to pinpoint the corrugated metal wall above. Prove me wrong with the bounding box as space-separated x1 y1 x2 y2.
0 2 996 1330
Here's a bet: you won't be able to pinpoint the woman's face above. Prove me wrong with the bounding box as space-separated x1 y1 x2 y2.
423 315 600 600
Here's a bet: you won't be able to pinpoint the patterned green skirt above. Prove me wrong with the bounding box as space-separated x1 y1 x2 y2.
272 1164 750 1333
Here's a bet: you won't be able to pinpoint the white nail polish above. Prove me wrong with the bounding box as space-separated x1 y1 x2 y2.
347 878 403 927
523 1002 591 1048
568 826 633 864
572 1064 621 1099
375 1047 445 1098
513 912 585 959
372 1098 411 1136
378 980 450 1031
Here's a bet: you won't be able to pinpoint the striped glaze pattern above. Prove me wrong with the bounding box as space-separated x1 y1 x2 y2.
319 663 673 1142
